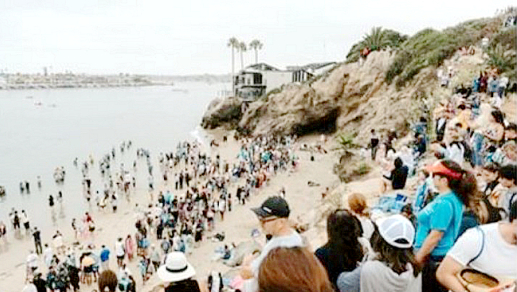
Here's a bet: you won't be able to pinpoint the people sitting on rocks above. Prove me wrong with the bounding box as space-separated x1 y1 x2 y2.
381 157 409 193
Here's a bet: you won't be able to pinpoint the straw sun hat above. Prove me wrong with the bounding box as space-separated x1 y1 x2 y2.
157 252 196 283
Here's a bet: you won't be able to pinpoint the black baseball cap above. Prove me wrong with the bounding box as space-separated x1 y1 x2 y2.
251 196 290 218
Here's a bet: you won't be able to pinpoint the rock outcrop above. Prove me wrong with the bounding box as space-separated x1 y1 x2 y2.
202 49 502 143
201 96 243 129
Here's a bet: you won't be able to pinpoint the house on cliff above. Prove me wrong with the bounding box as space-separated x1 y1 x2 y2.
234 62 336 101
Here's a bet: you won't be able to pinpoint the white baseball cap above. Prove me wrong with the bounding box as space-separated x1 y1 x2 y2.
376 214 415 249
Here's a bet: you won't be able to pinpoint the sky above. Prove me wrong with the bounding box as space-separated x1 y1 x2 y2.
0 0 514 75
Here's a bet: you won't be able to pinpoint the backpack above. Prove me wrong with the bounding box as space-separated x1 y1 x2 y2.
451 141 474 166
460 141 474 166
483 197 505 223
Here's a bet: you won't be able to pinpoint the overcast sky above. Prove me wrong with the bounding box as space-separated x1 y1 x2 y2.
0 0 514 75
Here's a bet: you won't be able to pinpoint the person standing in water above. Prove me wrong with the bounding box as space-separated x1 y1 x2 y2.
32 227 42 255
48 195 55 208
21 210 30 235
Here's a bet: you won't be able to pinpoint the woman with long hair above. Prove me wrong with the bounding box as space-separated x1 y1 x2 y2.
315 209 364 287
337 215 421 292
414 159 479 292
259 246 334 292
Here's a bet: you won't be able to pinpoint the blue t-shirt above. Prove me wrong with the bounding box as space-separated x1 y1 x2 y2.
100 249 110 262
414 191 464 257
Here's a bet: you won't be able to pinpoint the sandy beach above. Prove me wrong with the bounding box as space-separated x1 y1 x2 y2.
0 130 342 292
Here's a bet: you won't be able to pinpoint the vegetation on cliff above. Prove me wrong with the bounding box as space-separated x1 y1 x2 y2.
202 8 516 140
345 27 407 63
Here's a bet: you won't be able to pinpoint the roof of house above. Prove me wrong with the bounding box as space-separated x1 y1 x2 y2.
245 63 280 71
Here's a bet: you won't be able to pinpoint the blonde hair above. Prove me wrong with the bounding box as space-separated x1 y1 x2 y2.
347 193 370 217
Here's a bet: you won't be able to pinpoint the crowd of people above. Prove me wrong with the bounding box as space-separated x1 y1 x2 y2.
16 133 302 292
11 48 517 292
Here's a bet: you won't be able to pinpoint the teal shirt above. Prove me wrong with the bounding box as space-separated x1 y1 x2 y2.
414 191 464 257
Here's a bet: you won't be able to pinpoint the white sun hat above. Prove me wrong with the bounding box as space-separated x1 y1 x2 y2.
376 214 415 249
157 252 196 283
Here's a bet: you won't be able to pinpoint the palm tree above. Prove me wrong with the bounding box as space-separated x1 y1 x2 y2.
227 37 239 93
345 27 406 63
362 27 391 51
239 41 247 70
249 40 263 64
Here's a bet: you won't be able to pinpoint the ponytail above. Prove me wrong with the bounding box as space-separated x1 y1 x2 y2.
440 160 478 206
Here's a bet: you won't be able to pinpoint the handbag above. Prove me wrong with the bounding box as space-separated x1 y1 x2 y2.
457 269 516 292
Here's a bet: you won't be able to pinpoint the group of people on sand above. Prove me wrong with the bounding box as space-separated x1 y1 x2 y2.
16 51 517 292
19 133 302 292
141 63 517 292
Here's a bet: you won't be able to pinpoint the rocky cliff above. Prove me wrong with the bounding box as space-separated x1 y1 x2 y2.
201 11 516 143
202 50 441 143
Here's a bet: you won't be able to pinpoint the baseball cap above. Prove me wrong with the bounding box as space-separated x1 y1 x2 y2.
376 214 415 249
251 196 290 218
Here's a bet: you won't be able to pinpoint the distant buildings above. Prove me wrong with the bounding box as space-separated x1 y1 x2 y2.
0 73 155 90
234 62 336 101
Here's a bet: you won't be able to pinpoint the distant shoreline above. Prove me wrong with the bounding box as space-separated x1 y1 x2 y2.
0 73 232 91
0 82 166 90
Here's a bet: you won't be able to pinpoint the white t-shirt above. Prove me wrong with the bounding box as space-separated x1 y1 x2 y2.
115 241 125 257
358 216 375 240
26 253 38 268
244 231 303 292
43 247 53 262
447 223 517 279
22 284 37 292
250 231 303 274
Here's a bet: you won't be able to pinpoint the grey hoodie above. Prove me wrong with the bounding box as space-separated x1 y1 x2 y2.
337 260 421 292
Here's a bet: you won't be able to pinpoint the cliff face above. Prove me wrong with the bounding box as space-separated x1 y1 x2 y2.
202 11 517 141
202 50 440 143
202 46 516 143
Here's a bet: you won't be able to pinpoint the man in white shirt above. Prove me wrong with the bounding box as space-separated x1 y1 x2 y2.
26 250 39 273
115 237 125 267
240 196 303 292
437 201 517 291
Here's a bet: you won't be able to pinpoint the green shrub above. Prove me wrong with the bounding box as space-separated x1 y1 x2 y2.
355 162 371 176
490 27 517 49
384 18 495 86
486 44 517 77
386 50 412 84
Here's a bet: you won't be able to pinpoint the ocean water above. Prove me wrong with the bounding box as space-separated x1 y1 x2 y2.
0 82 228 233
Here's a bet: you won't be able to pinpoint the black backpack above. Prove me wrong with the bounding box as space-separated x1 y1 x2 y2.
483 197 505 223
